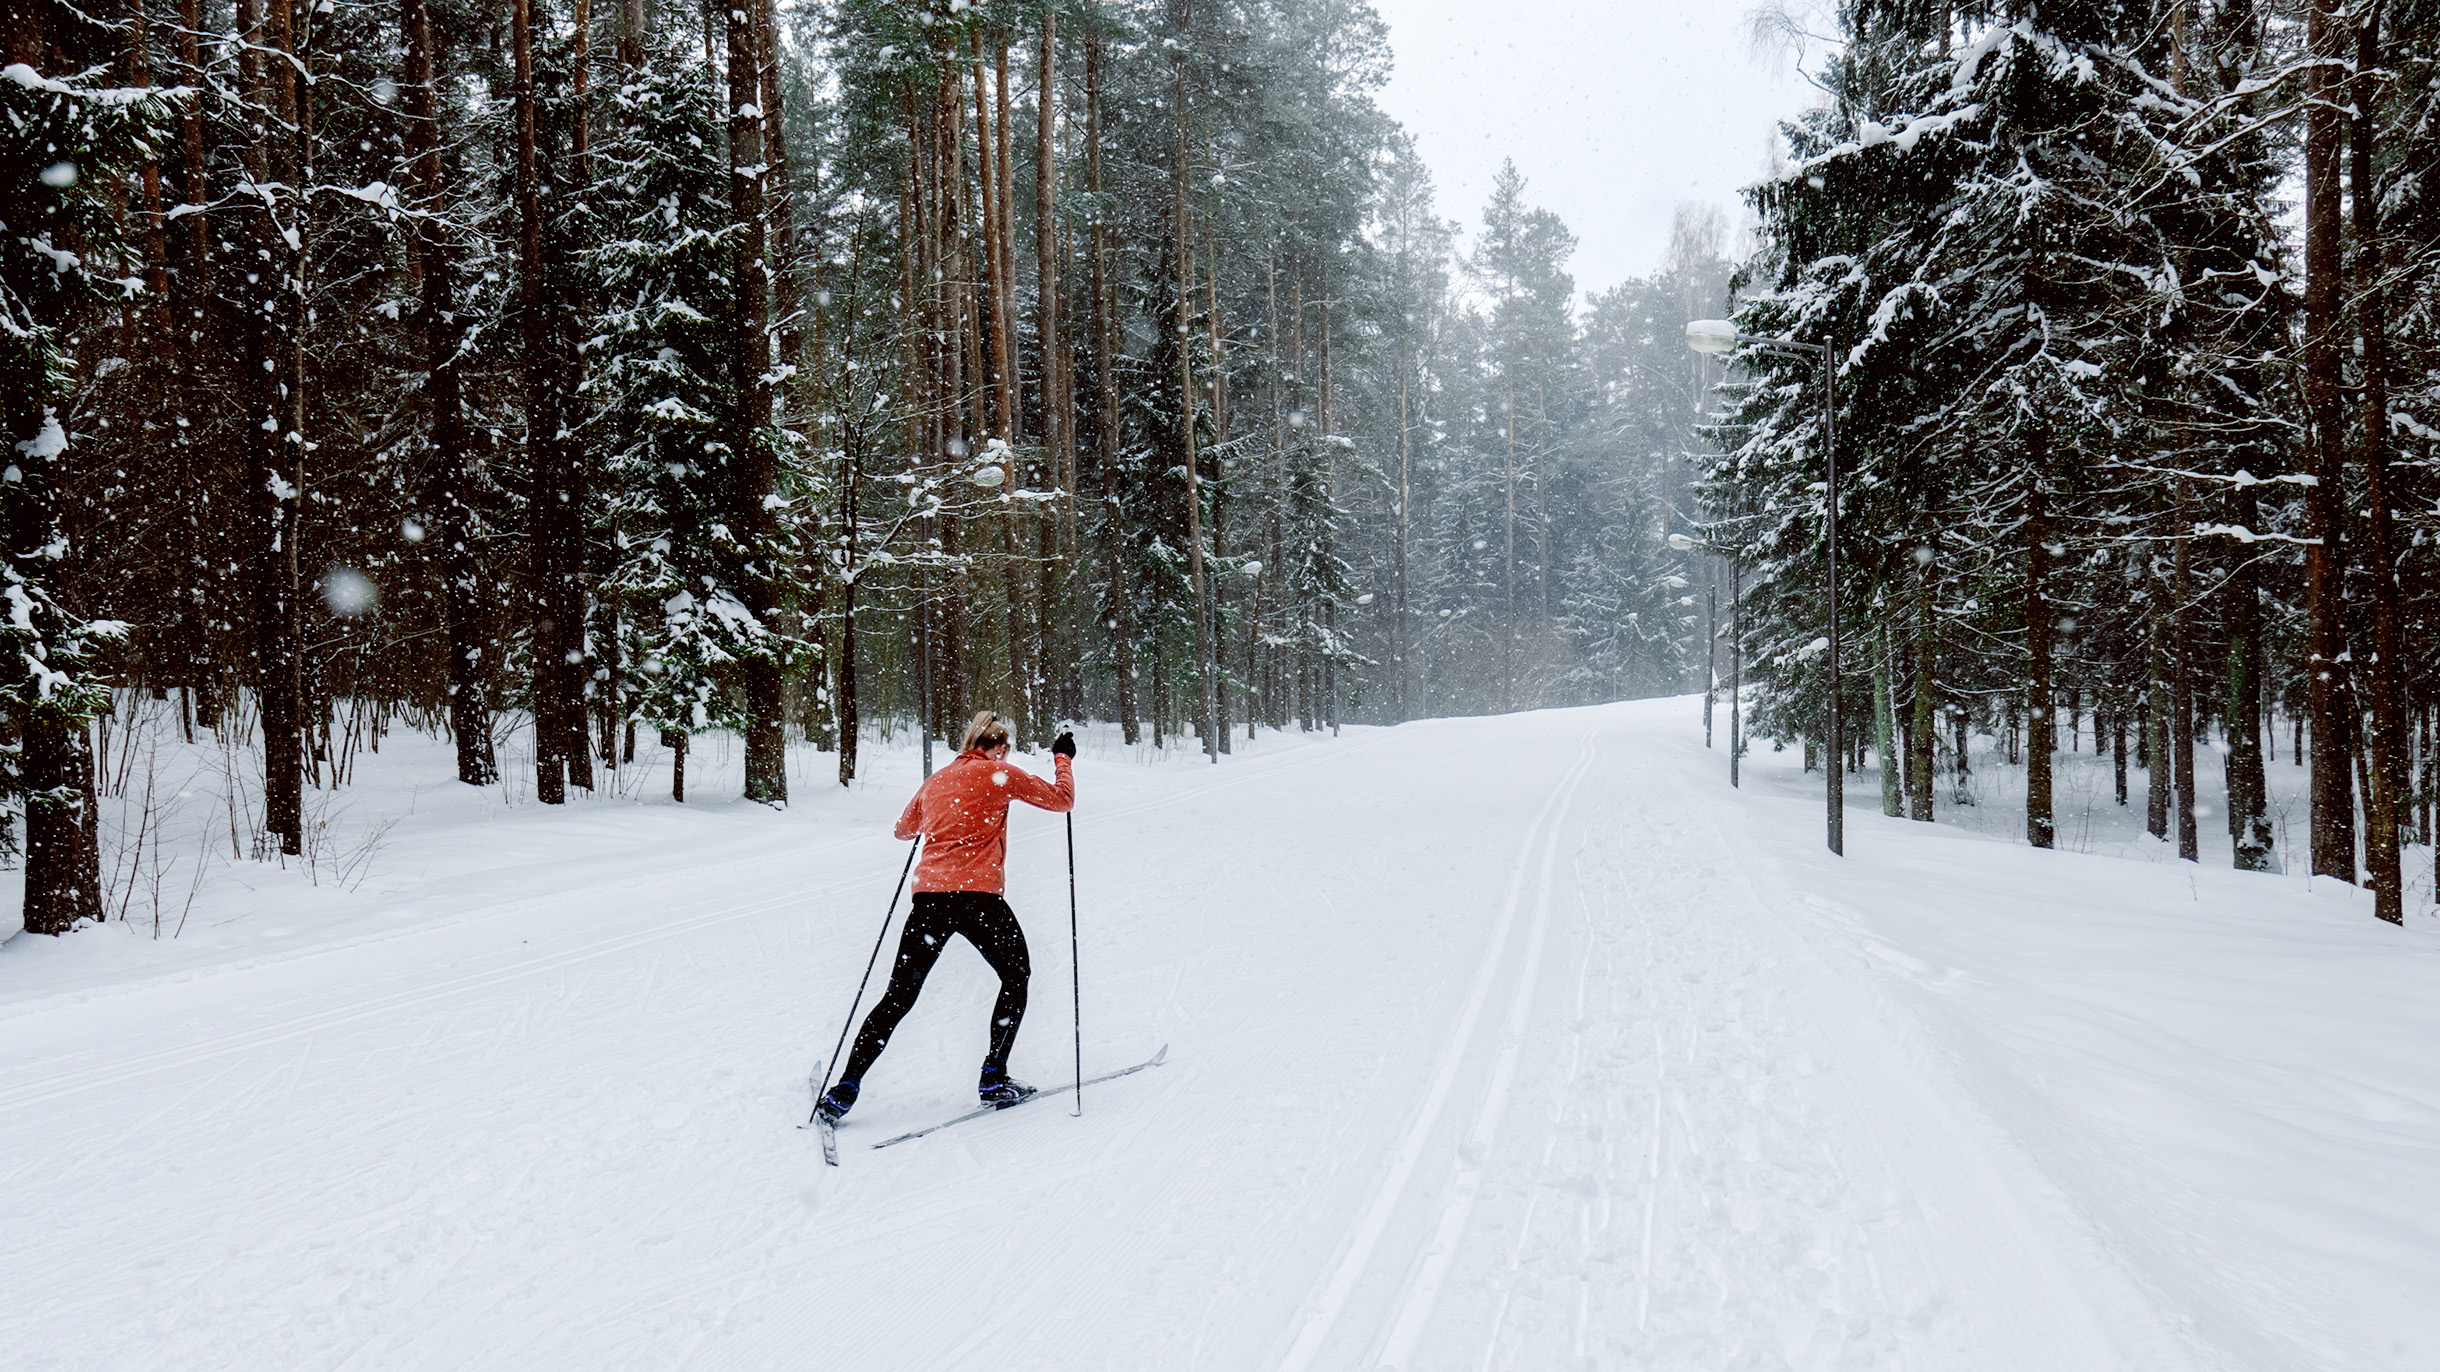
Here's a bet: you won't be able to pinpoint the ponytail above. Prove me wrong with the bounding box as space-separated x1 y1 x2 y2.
961 710 1012 752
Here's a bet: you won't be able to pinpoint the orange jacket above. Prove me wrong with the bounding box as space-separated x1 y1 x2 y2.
895 748 1076 894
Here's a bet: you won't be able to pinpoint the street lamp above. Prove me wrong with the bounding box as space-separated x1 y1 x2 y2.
1687 318 1843 857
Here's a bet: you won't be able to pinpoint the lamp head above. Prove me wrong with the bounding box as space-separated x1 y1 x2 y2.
1685 319 1739 355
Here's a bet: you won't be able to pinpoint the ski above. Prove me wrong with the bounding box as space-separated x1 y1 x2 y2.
802 1062 840 1167
869 1044 1170 1151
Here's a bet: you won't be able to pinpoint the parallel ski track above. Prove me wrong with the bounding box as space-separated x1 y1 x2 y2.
0 729 1390 1117
1274 728 1598 1372
1371 734 1595 1367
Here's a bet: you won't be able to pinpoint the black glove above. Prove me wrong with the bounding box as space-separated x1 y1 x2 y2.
1051 730 1076 758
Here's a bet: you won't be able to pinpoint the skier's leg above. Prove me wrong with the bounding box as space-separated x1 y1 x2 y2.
835 895 954 1089
961 894 1033 1081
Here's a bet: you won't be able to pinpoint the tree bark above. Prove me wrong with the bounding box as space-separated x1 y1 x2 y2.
760 0 827 765
513 0 571 805
1396 322 1415 723
1173 4 1218 762
2225 483 2271 868
1876 623 1901 817
2353 0 2403 920
1207 253 1232 753
2146 594 2171 841
1909 551 1935 821
1730 561 1743 789
1000 38 1037 742
2026 473 2055 848
837 402 861 785
618 0 646 68
1083 32 1136 743
1038 13 1079 726
2172 487 2199 861
935 67 970 739
241 0 303 853
403 0 498 786
728 0 784 804
2112 692 2129 806
2301 0 2358 880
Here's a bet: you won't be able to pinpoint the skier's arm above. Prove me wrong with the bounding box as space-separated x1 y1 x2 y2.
893 786 926 840
1007 755 1075 814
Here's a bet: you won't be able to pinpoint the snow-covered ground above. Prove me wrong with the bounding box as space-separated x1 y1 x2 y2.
5 699 2436 1370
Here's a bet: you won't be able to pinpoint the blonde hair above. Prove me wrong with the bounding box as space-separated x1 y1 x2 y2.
961 710 1012 753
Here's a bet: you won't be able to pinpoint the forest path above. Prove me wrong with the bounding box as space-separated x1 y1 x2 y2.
7 699 2422 1370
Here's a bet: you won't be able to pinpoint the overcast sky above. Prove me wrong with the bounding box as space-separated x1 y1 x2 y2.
1368 0 1825 298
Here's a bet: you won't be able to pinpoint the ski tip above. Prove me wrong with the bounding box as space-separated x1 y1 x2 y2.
1151 1043 1170 1066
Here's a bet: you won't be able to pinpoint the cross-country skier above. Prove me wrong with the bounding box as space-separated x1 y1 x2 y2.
815 711 1076 1127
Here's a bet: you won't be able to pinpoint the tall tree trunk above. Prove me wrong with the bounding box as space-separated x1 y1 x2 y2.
618 0 645 67
404 0 497 786
1909 550 1935 821
1876 623 1901 817
760 0 802 421
564 0 596 790
1084 32 1135 743
173 0 214 722
1318 276 1338 732
999 37 1036 743
838 404 861 785
1730 561 1744 788
2026 472 2055 848
513 0 569 805
128 1 169 328
4 196 103 929
2112 691 2128 806
728 0 784 804
1173 4 1217 761
2172 486 2199 861
1396 332 1413 723
1038 13 1079 726
2225 482 2271 868
2301 0 2358 880
1501 335 1517 712
969 34 1019 737
2146 595 2171 841
937 68 969 738
2354 0 2403 921
759 0 826 761
1207 253 1232 752
243 0 303 854
20 718 100 934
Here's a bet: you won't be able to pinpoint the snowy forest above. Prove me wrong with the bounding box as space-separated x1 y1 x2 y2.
1715 0 2440 924
5 0 2440 933
15 4 2440 1365
3 0 1730 937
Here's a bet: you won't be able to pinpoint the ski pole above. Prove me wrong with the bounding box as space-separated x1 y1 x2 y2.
1068 811 1082 1117
811 837 920 1121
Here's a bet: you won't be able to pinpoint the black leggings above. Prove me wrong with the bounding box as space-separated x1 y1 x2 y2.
838 891 1031 1085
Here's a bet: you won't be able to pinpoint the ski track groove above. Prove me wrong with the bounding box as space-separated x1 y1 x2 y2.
1371 736 1595 1369
1274 728 1597 1372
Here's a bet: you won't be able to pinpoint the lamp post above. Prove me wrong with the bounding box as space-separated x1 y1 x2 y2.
1687 319 1842 856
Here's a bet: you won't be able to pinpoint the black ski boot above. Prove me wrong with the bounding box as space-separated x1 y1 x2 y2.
815 1079 859 1126
978 1070 1036 1108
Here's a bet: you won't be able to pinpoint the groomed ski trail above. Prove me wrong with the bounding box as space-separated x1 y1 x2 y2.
8 700 2408 1370
1275 729 1597 1371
